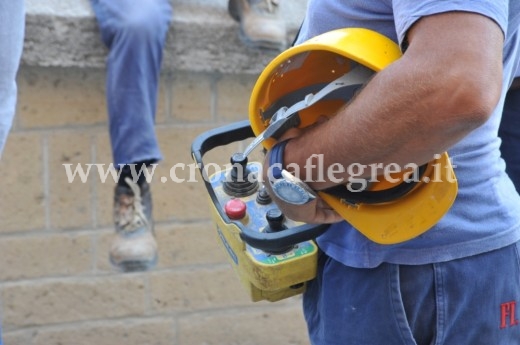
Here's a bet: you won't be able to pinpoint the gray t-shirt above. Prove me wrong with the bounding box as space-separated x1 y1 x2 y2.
296 0 520 268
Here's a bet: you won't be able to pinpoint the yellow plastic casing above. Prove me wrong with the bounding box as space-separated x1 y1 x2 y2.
248 28 458 244
207 163 319 302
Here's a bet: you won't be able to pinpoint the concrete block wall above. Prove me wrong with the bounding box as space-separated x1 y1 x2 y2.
0 0 311 344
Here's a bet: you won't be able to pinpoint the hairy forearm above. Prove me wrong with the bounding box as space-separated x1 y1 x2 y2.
283 12 503 190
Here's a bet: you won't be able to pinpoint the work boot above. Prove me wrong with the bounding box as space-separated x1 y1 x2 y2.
110 177 157 272
228 0 287 51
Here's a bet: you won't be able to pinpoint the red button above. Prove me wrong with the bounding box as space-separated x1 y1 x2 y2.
224 198 247 219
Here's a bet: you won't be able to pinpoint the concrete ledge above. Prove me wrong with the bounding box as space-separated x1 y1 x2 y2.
23 0 307 75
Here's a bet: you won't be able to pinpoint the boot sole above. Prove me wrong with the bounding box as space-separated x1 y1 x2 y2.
238 28 286 51
110 254 158 272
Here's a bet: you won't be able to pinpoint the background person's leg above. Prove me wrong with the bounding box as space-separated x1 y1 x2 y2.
91 0 172 271
0 1 25 159
499 87 520 192
91 0 172 167
0 1 25 343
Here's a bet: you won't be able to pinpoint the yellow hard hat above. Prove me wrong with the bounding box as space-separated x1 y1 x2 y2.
249 28 458 244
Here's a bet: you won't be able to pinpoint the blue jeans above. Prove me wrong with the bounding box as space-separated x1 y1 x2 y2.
303 242 520 344
500 87 520 192
0 2 23 341
90 0 172 166
0 0 25 159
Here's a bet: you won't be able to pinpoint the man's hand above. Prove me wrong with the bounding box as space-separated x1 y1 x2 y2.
261 129 343 224
262 160 343 224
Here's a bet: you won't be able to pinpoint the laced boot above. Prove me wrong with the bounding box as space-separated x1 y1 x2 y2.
228 0 287 51
110 177 157 272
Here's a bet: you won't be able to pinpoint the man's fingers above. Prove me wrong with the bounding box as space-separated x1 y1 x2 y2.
315 208 343 224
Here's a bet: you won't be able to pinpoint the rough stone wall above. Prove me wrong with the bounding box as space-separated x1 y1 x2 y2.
22 0 306 73
0 1 311 344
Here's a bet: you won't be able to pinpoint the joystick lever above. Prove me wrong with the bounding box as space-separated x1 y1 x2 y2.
223 153 258 197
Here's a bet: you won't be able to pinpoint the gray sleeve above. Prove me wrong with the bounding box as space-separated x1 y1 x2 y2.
391 0 508 49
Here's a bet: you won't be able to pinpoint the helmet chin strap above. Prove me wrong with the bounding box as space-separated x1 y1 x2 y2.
261 63 374 122
241 64 374 158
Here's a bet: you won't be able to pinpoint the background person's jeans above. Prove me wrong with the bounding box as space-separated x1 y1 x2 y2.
90 0 172 166
0 2 25 343
500 87 520 192
0 0 25 159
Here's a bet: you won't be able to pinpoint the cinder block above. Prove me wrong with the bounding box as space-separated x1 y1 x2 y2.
177 303 310 345
1 276 147 329
29 318 176 345
0 232 92 281
216 73 256 122
48 130 94 229
170 71 214 123
149 266 253 313
16 66 107 129
92 131 115 228
156 77 169 125
93 229 114 272
0 132 46 232
154 222 229 268
3 330 33 345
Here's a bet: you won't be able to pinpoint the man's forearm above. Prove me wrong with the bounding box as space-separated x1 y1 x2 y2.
283 11 503 190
